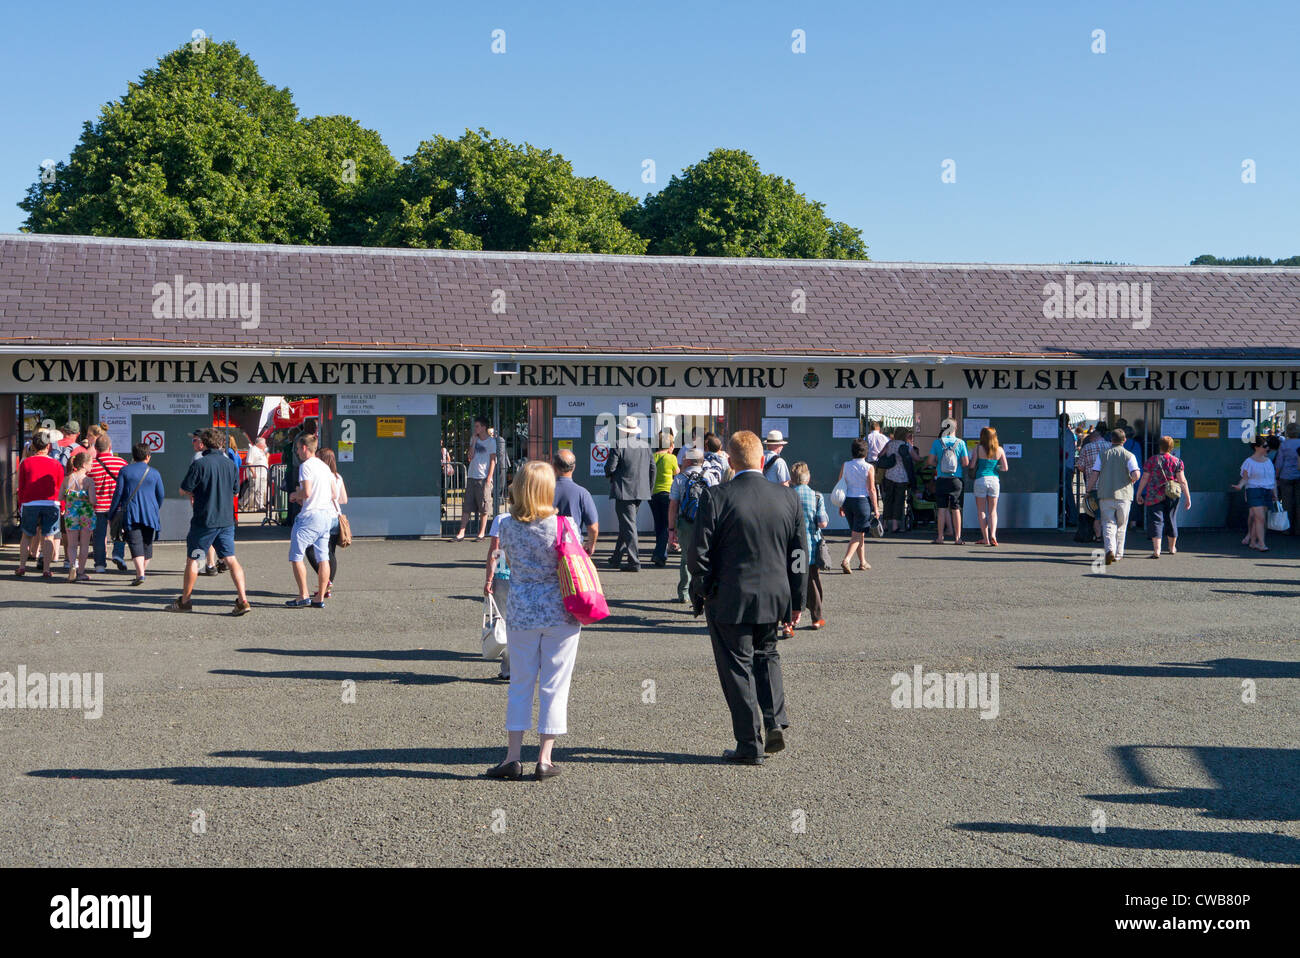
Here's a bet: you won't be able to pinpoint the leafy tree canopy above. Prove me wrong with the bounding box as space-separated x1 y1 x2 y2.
630 148 867 259
1190 254 1300 266
373 128 647 253
20 41 394 245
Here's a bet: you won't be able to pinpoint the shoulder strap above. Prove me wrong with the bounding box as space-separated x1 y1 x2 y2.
121 466 149 511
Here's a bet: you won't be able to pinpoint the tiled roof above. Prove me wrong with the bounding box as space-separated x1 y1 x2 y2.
1 233 1297 359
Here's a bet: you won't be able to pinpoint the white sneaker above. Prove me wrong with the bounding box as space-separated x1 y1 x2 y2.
93 566 107 573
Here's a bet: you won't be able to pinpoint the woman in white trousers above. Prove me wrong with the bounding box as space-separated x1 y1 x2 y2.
485 461 581 781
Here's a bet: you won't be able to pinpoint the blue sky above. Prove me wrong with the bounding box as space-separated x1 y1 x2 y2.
2 0 1296 264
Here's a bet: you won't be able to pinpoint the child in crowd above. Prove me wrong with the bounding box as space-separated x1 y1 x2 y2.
60 452 96 582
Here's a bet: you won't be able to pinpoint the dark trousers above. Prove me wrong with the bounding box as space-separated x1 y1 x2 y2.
805 564 823 620
610 499 642 568
650 492 671 563
92 512 125 569
705 615 788 756
676 517 696 600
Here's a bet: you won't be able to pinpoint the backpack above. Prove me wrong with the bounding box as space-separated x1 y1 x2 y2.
875 444 897 471
939 438 960 476
762 453 785 478
701 452 726 486
680 471 709 522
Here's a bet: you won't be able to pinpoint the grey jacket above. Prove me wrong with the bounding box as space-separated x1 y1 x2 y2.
605 442 654 501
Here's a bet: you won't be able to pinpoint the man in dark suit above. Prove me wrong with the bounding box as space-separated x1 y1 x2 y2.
688 430 808 765
604 415 655 571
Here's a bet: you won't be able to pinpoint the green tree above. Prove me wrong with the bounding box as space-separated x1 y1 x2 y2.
298 115 398 246
372 128 647 253
630 149 867 259
19 40 393 245
1190 254 1300 266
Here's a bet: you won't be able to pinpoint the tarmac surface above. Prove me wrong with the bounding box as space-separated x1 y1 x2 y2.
1 525 1296 867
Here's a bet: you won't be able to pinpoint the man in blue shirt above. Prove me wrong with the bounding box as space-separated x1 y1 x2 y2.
552 449 599 555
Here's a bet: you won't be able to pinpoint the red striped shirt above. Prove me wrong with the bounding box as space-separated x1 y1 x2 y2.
88 454 127 513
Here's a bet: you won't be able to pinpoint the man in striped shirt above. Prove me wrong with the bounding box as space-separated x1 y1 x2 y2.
88 435 128 573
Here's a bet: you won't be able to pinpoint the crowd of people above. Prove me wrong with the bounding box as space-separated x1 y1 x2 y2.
13 410 1300 776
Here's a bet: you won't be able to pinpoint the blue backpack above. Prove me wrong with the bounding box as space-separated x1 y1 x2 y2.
680 472 710 522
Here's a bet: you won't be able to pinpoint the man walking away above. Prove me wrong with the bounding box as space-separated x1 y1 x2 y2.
668 447 717 603
761 430 791 485
702 434 729 484
286 434 334 607
456 416 496 542
88 435 128 573
169 428 251 615
1093 429 1141 565
1059 412 1078 527
689 431 808 765
605 416 654 572
552 449 599 554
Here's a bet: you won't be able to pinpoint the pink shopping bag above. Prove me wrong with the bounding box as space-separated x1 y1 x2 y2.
555 514 609 624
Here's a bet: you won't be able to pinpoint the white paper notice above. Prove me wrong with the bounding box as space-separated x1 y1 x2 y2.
590 443 611 477
963 418 990 439
1003 444 1022 459
552 417 582 439
1162 418 1187 439
1032 418 1057 439
760 418 790 439
832 418 860 438
138 392 208 416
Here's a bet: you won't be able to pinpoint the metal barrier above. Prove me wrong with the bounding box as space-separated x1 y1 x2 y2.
239 463 270 517
265 463 289 526
441 462 468 537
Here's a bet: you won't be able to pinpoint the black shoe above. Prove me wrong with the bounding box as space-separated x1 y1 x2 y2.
112 558 128 572
652 559 667 568
534 762 562 780
203 565 218 576
605 556 621 569
722 749 763 766
672 596 687 604
764 728 786 754
622 564 641 573
485 760 524 780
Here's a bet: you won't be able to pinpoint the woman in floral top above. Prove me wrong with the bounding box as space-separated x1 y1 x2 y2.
1134 436 1191 559
484 461 581 782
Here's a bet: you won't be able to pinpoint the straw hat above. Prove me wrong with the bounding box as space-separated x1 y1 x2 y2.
763 429 788 446
617 415 642 435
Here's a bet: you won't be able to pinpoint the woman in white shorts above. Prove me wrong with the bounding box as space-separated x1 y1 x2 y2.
972 427 1009 546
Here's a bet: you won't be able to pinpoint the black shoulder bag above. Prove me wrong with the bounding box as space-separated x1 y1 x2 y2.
110 467 150 543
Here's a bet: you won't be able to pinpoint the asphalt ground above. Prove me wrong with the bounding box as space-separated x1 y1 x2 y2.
0 524 1296 867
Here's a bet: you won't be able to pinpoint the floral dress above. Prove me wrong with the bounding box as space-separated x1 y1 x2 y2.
63 475 95 531
496 514 577 630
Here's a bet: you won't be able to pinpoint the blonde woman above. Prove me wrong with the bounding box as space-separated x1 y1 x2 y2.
973 427 1009 546
485 461 580 782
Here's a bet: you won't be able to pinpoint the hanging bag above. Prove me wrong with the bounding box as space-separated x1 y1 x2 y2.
555 514 609 624
830 478 848 509
1267 500 1290 532
481 594 508 659
109 466 149 543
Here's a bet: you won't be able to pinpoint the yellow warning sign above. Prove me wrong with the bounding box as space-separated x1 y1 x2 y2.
1193 419 1220 439
377 416 406 438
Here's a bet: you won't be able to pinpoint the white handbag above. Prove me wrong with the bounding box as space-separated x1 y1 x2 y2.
481 594 508 660
1266 501 1290 532
830 478 848 509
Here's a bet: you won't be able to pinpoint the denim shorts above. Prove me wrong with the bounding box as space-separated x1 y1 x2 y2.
20 504 60 537
289 510 334 563
1244 487 1272 509
187 523 236 561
